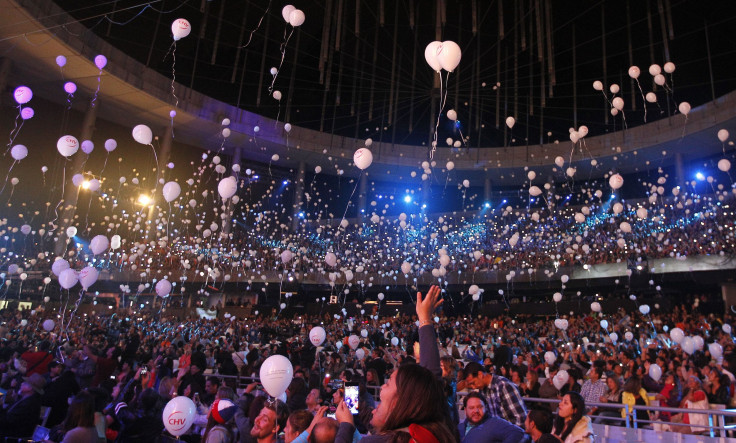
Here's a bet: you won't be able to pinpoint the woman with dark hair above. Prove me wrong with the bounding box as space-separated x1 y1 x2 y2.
48 391 98 443
553 392 593 443
335 286 458 442
621 376 649 424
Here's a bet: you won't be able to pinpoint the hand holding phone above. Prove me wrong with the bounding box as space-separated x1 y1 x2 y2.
344 383 359 414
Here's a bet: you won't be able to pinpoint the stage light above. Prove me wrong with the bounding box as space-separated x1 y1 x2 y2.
298 212 305 218
695 172 705 181
81 180 90 189
137 194 152 205
422 204 427 209
404 195 412 203
484 202 491 208
610 194 616 199
283 180 288 185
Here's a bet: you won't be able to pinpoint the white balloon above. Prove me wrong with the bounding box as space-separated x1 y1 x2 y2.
78 266 99 290
284 123 292 133
58 268 78 289
554 156 565 168
529 186 542 197
649 364 662 382
273 90 282 101
171 18 191 41
163 396 196 436
628 65 640 79
156 279 172 297
670 327 685 344
424 41 443 72
437 41 462 72
52 259 70 276
600 320 608 329
90 235 110 255
163 181 181 202
43 319 55 332
609 173 624 190
132 124 153 144
664 62 675 73
591 302 601 312
447 109 457 121
325 252 337 267
218 176 238 199
10 145 28 161
718 159 731 172
681 337 695 355
709 343 723 360
57 135 79 157
679 102 691 115
280 250 293 264
111 234 121 250
505 116 515 129
353 148 373 170
612 97 624 111
544 351 556 366
288 9 305 27
593 80 603 91
718 129 730 143
281 5 296 22
309 327 326 346
391 337 399 346
553 370 569 390
553 292 562 302
446 161 455 171
639 304 650 315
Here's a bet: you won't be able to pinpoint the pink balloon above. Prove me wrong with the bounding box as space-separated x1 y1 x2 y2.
64 82 77 94
56 55 67 67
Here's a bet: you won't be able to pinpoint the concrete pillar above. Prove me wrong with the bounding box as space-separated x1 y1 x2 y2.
357 173 368 220
291 162 306 231
55 101 98 256
0 58 12 98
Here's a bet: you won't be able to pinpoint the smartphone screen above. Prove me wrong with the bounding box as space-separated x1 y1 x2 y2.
345 383 359 414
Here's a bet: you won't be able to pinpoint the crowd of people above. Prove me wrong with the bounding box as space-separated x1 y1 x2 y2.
0 284 734 442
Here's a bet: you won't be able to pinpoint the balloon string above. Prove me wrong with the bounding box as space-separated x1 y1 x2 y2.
100 152 110 176
6 106 22 148
338 174 361 250
66 92 74 111
635 78 647 122
430 71 444 161
0 161 17 195
238 0 272 48
171 43 179 108
48 165 66 234
269 27 294 96
91 69 102 108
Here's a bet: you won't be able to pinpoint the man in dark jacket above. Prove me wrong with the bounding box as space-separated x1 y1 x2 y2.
42 361 80 428
0 373 46 439
457 392 529 443
114 388 164 443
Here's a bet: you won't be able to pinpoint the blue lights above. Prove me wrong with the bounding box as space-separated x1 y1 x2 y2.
253 175 259 179
298 212 305 218
422 204 427 209
695 172 705 181
610 194 616 199
282 180 289 185
403 195 412 203
484 202 491 208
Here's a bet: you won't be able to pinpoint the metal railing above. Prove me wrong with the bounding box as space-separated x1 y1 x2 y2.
524 397 736 439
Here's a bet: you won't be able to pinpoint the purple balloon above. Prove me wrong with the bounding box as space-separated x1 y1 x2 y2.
94 55 107 70
169 110 177 118
20 108 35 120
64 82 77 94
56 55 67 67
13 86 32 104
